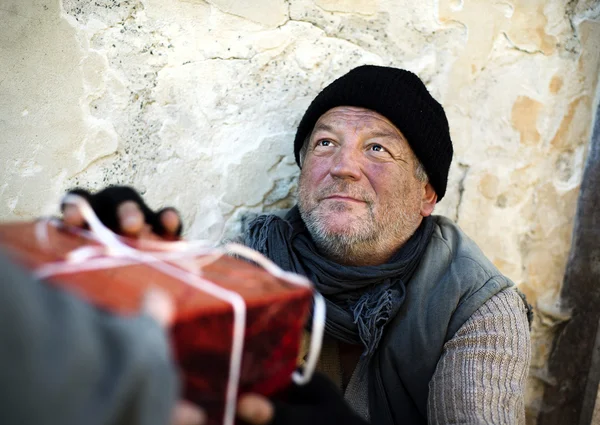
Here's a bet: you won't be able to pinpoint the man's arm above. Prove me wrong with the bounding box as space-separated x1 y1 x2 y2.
0 252 179 425
427 288 531 425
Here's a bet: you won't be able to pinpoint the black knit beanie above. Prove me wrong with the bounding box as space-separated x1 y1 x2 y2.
293 65 453 200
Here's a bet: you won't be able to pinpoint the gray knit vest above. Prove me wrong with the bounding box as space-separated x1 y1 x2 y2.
368 216 514 425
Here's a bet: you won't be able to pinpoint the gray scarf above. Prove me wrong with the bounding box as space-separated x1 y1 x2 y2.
243 206 435 358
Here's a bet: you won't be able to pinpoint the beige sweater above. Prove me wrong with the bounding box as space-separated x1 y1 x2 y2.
303 288 531 424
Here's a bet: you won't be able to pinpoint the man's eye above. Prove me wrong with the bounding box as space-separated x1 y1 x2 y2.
317 139 333 147
370 144 387 152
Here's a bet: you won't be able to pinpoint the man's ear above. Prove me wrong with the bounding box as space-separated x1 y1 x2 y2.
420 183 437 217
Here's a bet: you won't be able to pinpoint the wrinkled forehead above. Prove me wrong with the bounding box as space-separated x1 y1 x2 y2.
312 106 407 141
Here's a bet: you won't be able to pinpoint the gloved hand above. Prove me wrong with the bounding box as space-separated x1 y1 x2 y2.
61 186 182 240
237 372 369 425
60 187 199 423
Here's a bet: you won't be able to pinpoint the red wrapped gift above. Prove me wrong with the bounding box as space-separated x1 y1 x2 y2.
0 196 325 425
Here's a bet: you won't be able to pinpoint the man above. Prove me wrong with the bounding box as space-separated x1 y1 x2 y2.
63 65 532 424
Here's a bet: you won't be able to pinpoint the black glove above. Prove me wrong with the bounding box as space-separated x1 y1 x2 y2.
62 186 182 237
268 372 369 425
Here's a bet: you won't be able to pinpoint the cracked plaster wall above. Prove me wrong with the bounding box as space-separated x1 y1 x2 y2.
1 0 600 421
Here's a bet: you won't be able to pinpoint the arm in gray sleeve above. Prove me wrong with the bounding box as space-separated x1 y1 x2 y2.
0 251 179 425
427 288 532 425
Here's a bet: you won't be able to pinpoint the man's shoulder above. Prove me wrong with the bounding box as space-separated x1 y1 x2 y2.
220 209 291 247
428 215 500 275
429 215 471 247
419 216 515 318
420 216 518 338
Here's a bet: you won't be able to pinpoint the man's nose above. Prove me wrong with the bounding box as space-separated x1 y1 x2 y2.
329 144 362 180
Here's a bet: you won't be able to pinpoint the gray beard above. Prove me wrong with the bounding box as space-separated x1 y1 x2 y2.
298 201 390 264
296 179 421 264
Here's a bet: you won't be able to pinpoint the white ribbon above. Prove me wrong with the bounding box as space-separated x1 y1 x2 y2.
34 194 325 425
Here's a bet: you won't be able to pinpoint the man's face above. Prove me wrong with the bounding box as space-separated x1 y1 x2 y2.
297 106 431 265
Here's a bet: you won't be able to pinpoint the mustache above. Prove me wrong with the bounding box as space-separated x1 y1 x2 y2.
316 182 373 204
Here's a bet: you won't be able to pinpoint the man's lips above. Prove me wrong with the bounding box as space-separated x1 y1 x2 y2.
322 195 365 203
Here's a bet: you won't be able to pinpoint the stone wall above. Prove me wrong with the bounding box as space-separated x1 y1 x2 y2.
1 0 599 421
